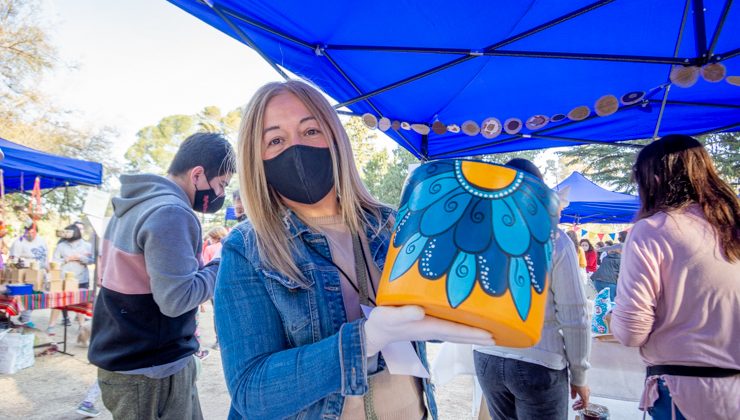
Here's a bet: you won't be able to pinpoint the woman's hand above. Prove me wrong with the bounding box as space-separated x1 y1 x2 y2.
363 305 495 356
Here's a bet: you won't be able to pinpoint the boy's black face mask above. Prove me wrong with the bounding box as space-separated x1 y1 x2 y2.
263 145 334 205
193 178 225 214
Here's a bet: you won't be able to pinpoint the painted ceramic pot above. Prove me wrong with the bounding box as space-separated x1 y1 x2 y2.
377 159 559 347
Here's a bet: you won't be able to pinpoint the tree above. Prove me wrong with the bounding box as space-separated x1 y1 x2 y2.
557 133 740 193
124 106 241 175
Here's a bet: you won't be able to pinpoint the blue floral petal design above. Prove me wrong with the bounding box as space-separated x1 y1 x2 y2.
447 252 477 308
491 197 531 256
477 238 509 297
420 228 458 280
525 242 548 294
455 198 492 253
509 257 533 320
390 233 428 281
393 207 422 248
420 192 471 236
408 173 459 211
512 185 551 244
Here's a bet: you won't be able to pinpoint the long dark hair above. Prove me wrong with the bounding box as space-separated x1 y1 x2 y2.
579 239 594 252
58 224 82 244
633 134 740 262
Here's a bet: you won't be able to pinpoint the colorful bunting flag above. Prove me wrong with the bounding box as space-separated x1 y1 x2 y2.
597 233 605 240
608 233 617 241
581 229 588 237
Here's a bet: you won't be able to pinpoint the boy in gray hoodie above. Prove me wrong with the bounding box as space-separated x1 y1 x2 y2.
89 133 234 420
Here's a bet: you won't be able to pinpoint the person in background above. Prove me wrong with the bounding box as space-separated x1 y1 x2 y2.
566 230 588 283
202 226 228 264
216 80 494 419
9 222 49 327
595 241 606 263
591 231 627 301
579 238 598 276
232 190 246 222
88 132 235 420
474 158 590 420
47 223 93 334
611 134 739 419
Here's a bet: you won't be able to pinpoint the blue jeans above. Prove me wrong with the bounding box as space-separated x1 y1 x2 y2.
474 352 568 420
648 379 686 420
592 280 616 301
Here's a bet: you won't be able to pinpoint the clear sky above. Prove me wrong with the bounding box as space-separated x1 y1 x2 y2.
40 0 284 154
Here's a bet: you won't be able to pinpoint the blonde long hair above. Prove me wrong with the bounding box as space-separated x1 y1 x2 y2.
237 80 390 285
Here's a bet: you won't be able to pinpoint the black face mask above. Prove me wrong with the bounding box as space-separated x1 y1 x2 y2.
193 178 225 214
263 145 335 205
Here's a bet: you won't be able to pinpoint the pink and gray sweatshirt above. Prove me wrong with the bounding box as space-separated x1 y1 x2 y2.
88 174 218 375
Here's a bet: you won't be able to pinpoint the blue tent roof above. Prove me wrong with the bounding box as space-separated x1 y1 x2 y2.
555 171 639 224
0 137 104 193
168 0 740 159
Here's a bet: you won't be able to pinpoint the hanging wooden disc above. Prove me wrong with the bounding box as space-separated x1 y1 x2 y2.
701 63 726 83
525 115 548 130
620 91 645 105
504 118 523 134
411 123 430 135
391 120 401 131
432 121 447 135
727 76 740 86
378 117 391 131
362 113 378 129
567 106 591 121
595 95 619 117
447 124 461 133
480 117 502 139
461 120 480 136
670 65 700 88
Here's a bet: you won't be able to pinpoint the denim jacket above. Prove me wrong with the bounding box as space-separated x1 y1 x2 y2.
215 207 438 420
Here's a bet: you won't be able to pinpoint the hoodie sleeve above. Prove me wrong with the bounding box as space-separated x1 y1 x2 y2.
137 205 217 318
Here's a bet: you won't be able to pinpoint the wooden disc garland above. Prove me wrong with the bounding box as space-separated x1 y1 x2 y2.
447 124 461 133
525 115 548 130
362 113 378 129
461 120 480 136
480 117 502 139
620 91 645 105
727 76 740 86
701 63 726 83
670 65 700 88
432 121 447 135
567 106 591 121
595 95 619 117
504 118 522 134
378 117 391 131
411 123 430 135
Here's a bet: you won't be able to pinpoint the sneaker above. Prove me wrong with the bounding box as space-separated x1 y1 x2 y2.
46 327 56 336
76 401 100 418
195 349 210 361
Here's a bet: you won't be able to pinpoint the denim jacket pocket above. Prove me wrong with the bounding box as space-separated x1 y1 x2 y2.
261 266 320 347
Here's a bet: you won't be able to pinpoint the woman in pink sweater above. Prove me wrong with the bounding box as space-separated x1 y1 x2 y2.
611 134 740 419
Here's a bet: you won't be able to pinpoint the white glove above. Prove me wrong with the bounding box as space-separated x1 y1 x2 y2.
363 305 495 357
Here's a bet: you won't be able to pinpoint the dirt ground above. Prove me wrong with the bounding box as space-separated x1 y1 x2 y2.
1 304 643 419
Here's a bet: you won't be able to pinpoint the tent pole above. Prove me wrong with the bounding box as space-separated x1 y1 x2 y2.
321 50 424 160
647 99 740 109
653 0 692 140
692 0 709 62
692 121 740 136
335 0 615 109
325 44 692 65
211 3 313 49
707 0 733 58
206 4 290 80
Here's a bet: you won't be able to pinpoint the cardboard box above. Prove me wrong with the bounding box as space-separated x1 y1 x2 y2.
48 280 63 293
48 269 63 282
63 272 78 292
2 267 21 284
23 269 45 292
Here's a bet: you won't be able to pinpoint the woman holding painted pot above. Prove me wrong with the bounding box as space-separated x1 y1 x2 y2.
214 80 494 419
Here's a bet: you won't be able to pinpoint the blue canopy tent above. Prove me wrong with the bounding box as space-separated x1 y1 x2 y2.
167 0 740 159
555 171 640 224
0 137 104 193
